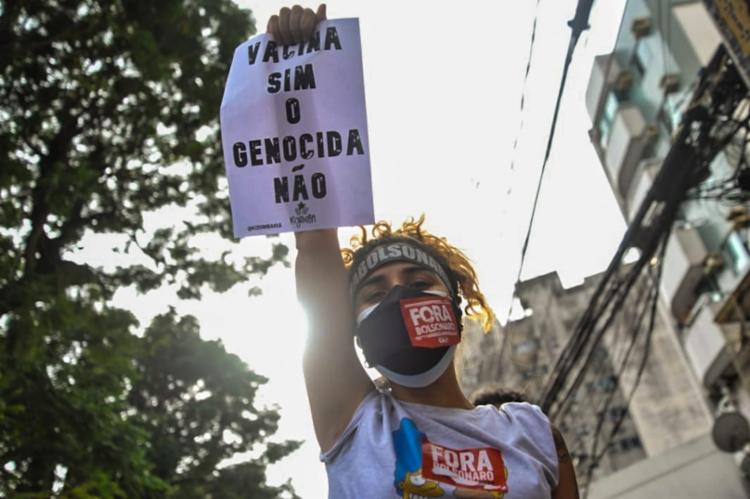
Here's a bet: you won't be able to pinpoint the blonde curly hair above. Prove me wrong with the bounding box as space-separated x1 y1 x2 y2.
341 215 495 332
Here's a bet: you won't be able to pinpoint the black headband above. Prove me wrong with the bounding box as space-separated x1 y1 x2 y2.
349 239 455 298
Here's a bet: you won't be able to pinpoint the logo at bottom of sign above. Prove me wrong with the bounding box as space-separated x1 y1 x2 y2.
289 201 317 229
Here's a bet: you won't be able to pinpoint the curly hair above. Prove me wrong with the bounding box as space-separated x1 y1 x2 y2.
341 215 495 332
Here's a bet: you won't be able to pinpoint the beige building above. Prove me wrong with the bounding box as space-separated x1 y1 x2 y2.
460 269 711 485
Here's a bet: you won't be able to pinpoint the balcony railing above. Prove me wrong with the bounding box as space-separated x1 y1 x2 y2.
586 54 624 123
661 225 709 325
683 304 732 387
714 232 750 325
626 159 660 222
602 104 652 200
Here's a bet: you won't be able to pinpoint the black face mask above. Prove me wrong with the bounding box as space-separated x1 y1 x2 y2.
355 286 463 385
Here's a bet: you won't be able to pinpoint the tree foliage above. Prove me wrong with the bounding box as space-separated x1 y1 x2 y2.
128 311 300 499
0 0 296 496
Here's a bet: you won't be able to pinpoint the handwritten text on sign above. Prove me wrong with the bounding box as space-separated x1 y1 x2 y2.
220 19 374 237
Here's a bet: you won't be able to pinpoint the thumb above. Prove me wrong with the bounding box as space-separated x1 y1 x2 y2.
316 3 327 21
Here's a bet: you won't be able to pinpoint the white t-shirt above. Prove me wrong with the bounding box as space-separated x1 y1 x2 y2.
321 389 559 498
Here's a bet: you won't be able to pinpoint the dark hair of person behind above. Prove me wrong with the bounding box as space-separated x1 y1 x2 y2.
471 385 527 407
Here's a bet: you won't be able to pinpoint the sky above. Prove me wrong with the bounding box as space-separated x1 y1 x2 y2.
107 0 629 496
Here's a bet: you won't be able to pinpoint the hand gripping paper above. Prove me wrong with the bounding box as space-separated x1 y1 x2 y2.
220 19 374 237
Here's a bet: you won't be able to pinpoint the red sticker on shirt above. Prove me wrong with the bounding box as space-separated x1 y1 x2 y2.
399 295 460 348
422 439 509 494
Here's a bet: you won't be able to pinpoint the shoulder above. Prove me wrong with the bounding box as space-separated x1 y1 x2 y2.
500 401 555 443
499 402 559 477
499 401 550 428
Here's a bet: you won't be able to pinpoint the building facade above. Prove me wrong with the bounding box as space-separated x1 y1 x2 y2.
462 0 750 496
459 267 712 486
584 0 750 496
460 272 649 481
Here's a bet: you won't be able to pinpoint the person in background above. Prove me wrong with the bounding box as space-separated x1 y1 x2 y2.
265 6 580 498
471 385 528 407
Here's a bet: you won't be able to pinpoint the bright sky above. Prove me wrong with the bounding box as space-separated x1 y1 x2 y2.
103 1 629 496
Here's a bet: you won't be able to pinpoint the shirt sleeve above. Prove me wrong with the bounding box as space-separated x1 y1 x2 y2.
501 401 560 488
319 389 380 464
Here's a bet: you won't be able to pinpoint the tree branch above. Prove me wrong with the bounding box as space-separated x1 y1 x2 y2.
22 100 81 277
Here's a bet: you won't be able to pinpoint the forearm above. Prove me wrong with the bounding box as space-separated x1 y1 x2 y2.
295 228 338 253
294 229 374 451
295 229 352 339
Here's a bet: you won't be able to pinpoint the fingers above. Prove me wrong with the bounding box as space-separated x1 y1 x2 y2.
289 5 304 43
278 7 291 45
267 14 279 37
300 8 317 39
266 4 327 46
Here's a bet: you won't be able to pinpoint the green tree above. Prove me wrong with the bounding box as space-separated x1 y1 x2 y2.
130 311 300 498
0 0 297 496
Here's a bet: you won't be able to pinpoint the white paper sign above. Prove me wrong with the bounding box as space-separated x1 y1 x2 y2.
220 18 374 237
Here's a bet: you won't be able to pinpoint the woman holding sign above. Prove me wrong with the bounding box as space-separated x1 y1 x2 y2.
269 6 579 498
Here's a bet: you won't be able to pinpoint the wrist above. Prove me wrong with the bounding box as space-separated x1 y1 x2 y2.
295 228 339 251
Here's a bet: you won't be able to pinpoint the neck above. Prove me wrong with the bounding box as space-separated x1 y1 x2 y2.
389 362 474 410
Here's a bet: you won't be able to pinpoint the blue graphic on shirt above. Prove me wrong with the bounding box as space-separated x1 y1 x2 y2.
392 418 445 497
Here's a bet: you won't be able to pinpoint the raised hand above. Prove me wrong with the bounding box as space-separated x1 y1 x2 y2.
267 4 327 46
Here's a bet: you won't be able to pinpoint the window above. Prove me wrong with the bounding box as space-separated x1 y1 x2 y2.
592 374 617 392
632 39 652 78
640 124 659 159
723 232 750 276
608 405 628 421
661 88 688 134
598 91 622 148
618 436 643 451
632 49 646 77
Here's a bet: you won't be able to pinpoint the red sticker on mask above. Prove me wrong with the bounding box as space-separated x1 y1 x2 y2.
400 295 460 348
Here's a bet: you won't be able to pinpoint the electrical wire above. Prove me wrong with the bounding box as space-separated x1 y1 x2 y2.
580 236 667 496
541 47 737 418
512 11 591 300
552 243 655 420
559 180 676 493
550 144 694 420
542 230 652 417
593 275 660 462
536 50 749 497
508 0 541 176
501 0 597 378
687 111 750 205
502 0 542 331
